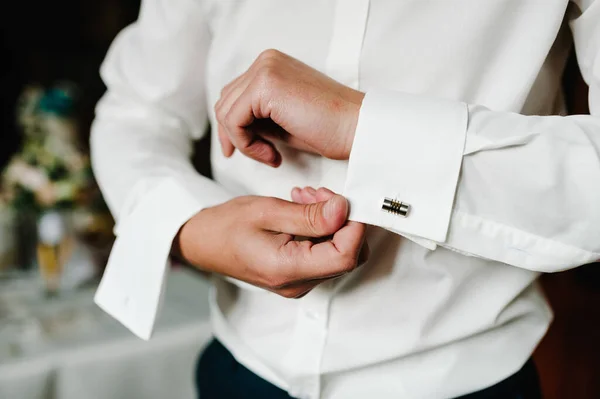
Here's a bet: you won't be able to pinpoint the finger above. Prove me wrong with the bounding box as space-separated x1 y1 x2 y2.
258 232 342 290
259 195 348 237
291 186 334 205
293 290 311 299
291 187 303 203
292 187 370 266
299 186 317 204
288 187 370 267
247 120 319 157
278 220 366 280
260 127 319 155
310 187 366 254
330 220 367 256
224 84 282 166
215 74 253 158
215 74 248 134
271 275 335 298
217 78 251 123
290 186 315 204
315 187 335 202
218 123 235 157
274 284 315 298
215 72 247 111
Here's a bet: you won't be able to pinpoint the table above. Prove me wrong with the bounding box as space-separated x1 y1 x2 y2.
0 268 212 399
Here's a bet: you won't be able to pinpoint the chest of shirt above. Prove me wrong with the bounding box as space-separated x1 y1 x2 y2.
203 0 569 109
202 0 571 199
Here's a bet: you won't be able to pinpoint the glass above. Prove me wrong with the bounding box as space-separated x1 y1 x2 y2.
36 211 71 297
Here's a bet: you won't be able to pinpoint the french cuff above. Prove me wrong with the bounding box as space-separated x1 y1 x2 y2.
94 177 233 340
343 90 468 248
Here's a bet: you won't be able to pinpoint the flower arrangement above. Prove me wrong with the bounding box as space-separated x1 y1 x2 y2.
0 82 113 277
1 83 100 213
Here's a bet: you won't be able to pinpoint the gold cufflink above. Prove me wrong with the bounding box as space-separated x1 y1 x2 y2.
382 198 410 217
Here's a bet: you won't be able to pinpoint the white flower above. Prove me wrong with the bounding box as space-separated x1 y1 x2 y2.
6 160 50 192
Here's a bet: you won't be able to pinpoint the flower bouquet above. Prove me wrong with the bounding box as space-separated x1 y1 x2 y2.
0 83 113 294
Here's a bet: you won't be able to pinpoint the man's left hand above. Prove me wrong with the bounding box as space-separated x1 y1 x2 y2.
214 49 365 167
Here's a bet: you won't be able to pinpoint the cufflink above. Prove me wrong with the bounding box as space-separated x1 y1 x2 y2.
382 198 410 217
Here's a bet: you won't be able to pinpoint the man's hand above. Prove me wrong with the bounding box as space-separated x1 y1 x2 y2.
173 193 367 298
291 187 370 261
214 49 365 167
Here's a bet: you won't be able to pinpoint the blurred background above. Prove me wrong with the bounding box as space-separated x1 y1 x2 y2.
1 2 214 399
0 1 598 399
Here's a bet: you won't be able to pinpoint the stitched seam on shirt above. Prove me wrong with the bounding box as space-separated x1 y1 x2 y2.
452 209 600 260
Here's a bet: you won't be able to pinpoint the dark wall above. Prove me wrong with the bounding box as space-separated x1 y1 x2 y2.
0 0 141 167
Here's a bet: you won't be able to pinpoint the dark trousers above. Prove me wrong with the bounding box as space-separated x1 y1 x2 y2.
196 339 542 399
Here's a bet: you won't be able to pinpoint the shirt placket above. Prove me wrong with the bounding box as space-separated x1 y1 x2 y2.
285 1 370 398
318 0 370 192
284 283 332 399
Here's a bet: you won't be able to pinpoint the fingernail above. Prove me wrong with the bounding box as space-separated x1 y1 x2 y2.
306 187 316 195
322 196 347 219
270 151 282 167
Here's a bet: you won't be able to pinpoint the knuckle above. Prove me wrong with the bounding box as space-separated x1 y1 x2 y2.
220 83 231 98
215 105 227 123
223 109 234 126
257 58 282 84
258 64 277 82
258 49 281 62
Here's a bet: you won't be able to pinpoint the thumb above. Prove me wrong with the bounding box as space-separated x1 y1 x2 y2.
261 195 348 237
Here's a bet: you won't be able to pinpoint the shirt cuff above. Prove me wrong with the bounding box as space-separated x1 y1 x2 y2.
94 177 233 340
343 90 468 247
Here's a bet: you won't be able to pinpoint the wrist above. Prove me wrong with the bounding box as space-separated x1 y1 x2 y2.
171 207 214 269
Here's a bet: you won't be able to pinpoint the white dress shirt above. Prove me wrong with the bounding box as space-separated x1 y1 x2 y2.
91 0 600 398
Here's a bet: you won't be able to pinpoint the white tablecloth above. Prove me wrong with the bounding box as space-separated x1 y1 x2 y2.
0 268 213 399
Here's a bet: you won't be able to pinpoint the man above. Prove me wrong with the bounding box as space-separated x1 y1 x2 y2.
92 0 600 398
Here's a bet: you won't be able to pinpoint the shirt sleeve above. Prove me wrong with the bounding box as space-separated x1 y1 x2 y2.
92 0 235 340
343 0 600 273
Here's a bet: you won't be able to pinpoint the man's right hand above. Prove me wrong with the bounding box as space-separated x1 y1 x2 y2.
173 192 367 298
